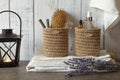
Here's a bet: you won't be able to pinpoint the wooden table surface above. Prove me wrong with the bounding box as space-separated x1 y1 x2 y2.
0 61 120 80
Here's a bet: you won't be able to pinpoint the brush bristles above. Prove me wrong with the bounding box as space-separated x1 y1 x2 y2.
51 9 67 28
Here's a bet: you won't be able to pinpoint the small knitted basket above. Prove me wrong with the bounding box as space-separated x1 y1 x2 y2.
43 28 68 57
75 27 101 56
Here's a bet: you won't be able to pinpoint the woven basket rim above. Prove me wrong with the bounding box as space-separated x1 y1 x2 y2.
43 28 68 30
75 27 101 31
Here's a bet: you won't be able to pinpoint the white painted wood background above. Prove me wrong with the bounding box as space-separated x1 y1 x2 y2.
0 0 120 60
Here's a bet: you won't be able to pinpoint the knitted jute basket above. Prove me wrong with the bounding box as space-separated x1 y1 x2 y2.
75 27 101 56
43 28 68 57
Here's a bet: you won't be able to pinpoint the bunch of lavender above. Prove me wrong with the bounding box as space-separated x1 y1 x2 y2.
64 58 120 77
93 60 120 72
64 58 95 77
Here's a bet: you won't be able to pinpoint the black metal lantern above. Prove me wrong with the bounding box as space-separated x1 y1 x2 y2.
0 10 22 67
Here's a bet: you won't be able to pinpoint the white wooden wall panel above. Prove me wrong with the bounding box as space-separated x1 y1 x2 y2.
10 0 34 60
34 0 58 52
0 0 120 60
58 0 81 52
82 0 91 19
0 0 9 30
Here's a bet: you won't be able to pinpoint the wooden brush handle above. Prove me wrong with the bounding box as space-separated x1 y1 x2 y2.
39 19 46 28
46 19 49 28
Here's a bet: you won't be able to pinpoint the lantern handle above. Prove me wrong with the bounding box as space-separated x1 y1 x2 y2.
0 10 22 37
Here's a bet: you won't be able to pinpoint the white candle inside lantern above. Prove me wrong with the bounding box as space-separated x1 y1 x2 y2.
3 58 12 63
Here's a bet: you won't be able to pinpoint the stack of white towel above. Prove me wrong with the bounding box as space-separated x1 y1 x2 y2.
26 53 72 72
26 50 111 72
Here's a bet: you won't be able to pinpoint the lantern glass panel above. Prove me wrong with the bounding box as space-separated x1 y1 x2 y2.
0 42 17 62
0 39 21 67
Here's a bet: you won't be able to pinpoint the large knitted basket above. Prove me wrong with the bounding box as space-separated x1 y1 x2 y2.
75 27 100 56
43 28 68 57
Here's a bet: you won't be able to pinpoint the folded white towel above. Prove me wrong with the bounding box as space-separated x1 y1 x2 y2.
26 50 111 72
90 0 120 31
26 54 95 72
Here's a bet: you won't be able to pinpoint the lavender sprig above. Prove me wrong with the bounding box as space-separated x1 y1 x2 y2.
64 58 120 77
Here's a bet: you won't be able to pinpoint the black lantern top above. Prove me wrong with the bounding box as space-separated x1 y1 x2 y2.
0 10 22 40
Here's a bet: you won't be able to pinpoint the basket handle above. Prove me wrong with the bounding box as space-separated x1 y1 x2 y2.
0 10 22 37
51 30 60 34
84 33 93 37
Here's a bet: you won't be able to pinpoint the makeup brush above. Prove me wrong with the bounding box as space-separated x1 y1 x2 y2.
46 19 49 28
39 19 46 28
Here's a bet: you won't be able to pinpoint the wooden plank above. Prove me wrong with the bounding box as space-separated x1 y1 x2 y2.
34 0 58 51
0 0 9 30
58 0 81 24
58 0 82 52
0 0 9 59
10 0 34 60
82 0 91 20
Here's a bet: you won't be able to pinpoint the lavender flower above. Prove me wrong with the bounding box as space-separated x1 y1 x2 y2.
64 58 120 77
